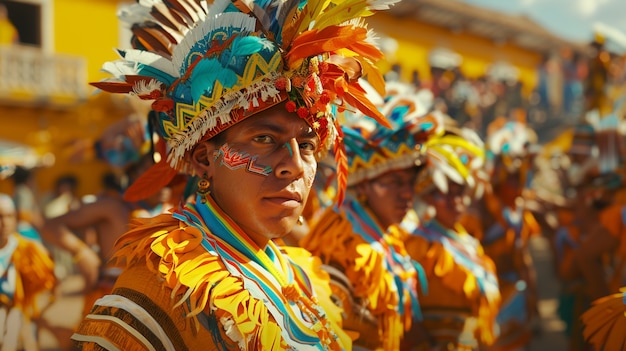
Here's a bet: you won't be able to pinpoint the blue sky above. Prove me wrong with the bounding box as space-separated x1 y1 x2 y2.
460 0 626 49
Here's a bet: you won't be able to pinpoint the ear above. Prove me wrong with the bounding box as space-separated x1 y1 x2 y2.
190 141 216 178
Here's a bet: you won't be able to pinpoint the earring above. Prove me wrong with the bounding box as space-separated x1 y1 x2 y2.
197 173 210 203
297 216 304 226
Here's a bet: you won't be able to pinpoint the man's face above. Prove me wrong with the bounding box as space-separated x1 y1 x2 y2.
0 196 17 245
358 168 418 229
426 182 466 228
196 105 319 247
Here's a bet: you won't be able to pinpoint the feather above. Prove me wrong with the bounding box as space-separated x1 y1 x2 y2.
295 0 331 33
152 2 190 31
286 25 368 66
124 49 178 78
101 60 139 78
229 0 273 33
118 3 153 26
190 58 238 102
343 83 390 128
90 81 135 94
166 0 201 24
312 0 373 30
360 57 385 96
279 4 307 50
124 159 180 201
274 0 303 34
230 35 269 57
132 25 173 57
333 127 348 205
582 289 626 350
427 144 471 181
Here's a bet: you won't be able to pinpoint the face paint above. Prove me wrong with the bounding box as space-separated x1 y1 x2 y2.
284 142 293 157
214 143 272 176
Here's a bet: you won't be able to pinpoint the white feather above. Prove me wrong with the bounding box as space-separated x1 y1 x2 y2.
124 49 178 77
101 61 139 78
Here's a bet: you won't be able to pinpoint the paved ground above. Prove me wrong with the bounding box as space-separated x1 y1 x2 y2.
528 235 569 351
35 236 568 351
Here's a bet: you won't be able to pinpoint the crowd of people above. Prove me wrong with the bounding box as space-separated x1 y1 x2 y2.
2 0 626 350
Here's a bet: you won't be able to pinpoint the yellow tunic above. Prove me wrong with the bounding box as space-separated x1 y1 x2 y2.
301 202 423 351
402 214 500 350
73 200 351 351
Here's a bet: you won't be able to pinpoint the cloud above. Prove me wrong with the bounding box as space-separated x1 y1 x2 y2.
520 0 537 6
576 0 610 17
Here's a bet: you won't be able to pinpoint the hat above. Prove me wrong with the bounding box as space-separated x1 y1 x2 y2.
342 82 434 186
93 0 395 179
415 122 486 195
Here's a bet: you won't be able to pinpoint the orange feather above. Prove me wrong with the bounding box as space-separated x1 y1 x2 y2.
286 25 368 66
333 127 348 205
124 160 179 202
344 83 390 128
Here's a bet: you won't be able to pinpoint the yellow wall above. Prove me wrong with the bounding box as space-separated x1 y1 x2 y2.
368 14 543 95
54 0 123 83
0 0 129 197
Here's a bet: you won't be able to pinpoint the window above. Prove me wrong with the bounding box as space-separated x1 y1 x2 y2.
0 0 52 52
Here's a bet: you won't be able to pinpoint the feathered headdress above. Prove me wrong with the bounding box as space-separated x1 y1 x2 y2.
415 117 486 195
342 81 433 187
92 0 398 203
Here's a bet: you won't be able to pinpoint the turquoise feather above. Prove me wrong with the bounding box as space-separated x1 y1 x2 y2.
231 36 269 56
136 64 177 86
190 58 238 102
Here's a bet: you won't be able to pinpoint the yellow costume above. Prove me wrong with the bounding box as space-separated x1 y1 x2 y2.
406 120 501 350
302 198 424 350
402 214 500 350
74 196 350 351
302 82 430 350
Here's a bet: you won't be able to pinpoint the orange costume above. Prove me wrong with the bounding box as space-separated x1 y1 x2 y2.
466 119 540 350
302 83 430 350
404 213 500 350
406 122 501 350
0 233 56 350
461 193 540 350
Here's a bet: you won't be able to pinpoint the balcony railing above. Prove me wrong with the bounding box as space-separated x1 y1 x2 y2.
0 45 88 106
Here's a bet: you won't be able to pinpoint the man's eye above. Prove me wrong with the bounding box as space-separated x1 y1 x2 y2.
253 135 273 143
299 141 318 152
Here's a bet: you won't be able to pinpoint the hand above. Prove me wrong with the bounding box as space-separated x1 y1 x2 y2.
73 246 102 292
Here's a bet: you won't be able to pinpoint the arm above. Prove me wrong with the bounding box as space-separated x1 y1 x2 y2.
40 200 119 290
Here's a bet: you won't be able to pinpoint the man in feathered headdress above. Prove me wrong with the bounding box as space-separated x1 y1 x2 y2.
300 81 431 350
71 0 396 350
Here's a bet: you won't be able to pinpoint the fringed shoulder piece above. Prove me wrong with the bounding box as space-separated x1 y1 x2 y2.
111 214 289 350
403 219 501 345
301 206 408 350
582 287 626 351
281 246 353 349
10 234 56 319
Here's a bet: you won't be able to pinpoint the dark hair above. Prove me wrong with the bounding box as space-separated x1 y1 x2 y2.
102 172 123 193
11 166 31 185
56 174 78 189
